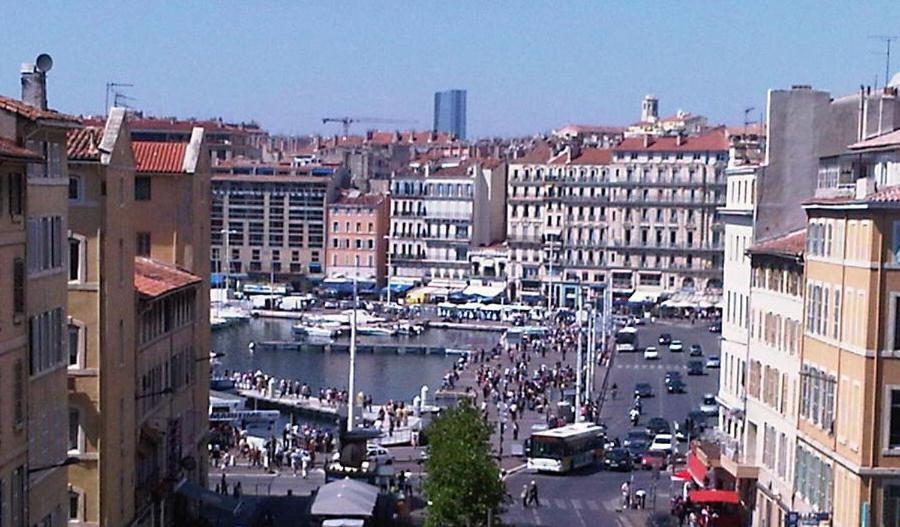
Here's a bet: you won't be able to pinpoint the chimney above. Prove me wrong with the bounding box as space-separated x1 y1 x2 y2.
642 134 653 148
20 63 48 110
676 133 684 147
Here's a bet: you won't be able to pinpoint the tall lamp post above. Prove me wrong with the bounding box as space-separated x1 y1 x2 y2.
219 228 238 296
384 234 393 305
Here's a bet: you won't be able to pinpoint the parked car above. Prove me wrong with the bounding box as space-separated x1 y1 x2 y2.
658 333 673 345
669 340 684 352
686 411 709 433
646 417 671 436
666 378 687 393
708 322 721 333
643 346 659 360
366 443 394 465
641 450 668 470
649 433 674 455
664 371 682 385
689 344 703 356
687 360 705 375
705 356 721 368
603 448 634 472
634 383 654 398
699 394 718 417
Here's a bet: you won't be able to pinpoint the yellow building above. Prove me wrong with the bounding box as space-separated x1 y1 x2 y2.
800 181 900 527
65 108 139 526
0 61 81 527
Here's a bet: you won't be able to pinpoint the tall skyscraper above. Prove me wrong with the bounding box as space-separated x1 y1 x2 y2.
433 89 467 139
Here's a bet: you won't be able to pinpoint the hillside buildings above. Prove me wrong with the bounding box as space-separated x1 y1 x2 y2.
433 89 467 140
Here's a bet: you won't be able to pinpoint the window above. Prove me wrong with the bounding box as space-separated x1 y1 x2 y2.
13 360 23 428
69 235 86 282
29 307 64 375
68 320 84 369
13 257 24 317
8 172 24 218
136 231 151 257
68 408 82 453
889 388 900 449
134 176 152 201
26 216 64 274
68 489 83 521
68 175 82 201
893 221 900 264
26 140 63 179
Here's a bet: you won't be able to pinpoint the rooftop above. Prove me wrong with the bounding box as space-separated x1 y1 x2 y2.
0 94 81 124
550 148 613 166
512 141 554 164
0 137 42 161
613 128 729 153
134 257 202 298
67 126 104 161
133 141 187 173
331 190 386 207
848 128 900 151
748 229 806 257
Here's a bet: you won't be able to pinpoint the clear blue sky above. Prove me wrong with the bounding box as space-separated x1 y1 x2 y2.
2 2 898 138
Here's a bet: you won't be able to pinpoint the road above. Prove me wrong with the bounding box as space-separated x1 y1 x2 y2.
502 319 721 527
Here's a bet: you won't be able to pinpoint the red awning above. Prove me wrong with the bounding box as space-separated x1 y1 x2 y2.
671 470 692 482
688 489 740 504
687 452 707 484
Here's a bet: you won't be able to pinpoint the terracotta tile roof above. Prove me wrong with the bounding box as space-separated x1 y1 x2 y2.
804 185 900 206
0 137 42 161
512 142 554 164
133 141 187 174
867 184 900 203
848 128 900 151
748 229 806 257
67 127 104 161
134 257 201 298
0 94 80 123
550 148 613 166
613 128 729 153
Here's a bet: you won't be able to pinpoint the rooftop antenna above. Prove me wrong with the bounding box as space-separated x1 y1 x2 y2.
869 35 898 89
743 106 755 129
113 91 136 110
105 82 134 115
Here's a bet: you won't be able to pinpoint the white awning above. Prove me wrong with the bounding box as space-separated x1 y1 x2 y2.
628 290 660 304
463 283 506 299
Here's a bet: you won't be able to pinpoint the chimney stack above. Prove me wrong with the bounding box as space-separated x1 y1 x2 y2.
676 133 684 147
642 134 652 148
20 63 48 110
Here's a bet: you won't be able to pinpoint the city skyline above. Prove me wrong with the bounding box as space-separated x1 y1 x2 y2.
1 2 898 137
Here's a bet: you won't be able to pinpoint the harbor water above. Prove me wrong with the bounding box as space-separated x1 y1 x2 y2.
212 317 501 404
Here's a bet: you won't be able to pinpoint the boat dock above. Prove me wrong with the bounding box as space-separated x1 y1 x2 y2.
255 340 472 357
231 387 420 446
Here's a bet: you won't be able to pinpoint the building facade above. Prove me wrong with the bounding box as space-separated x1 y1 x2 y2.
433 89 467 140
389 160 506 283
210 164 344 289
325 191 389 285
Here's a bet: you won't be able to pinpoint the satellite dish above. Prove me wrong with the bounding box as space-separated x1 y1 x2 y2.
35 54 53 73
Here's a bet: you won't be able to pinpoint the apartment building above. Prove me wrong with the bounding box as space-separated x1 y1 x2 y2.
210 162 345 289
389 159 506 283
0 61 83 527
325 191 390 285
551 124 624 148
506 129 728 306
129 129 211 526
65 110 139 526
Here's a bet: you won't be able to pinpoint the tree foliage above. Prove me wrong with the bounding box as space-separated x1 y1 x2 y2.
423 402 506 527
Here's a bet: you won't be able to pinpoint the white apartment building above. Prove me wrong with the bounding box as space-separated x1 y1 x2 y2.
389 159 506 282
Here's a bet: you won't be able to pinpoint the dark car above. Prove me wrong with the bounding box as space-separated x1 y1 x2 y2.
664 371 682 385
641 450 668 470
623 429 652 447
626 440 650 463
687 360 705 375
667 378 687 393
689 344 703 356
686 411 709 433
634 383 654 398
646 417 670 435
603 448 633 472
658 333 672 345
708 322 721 333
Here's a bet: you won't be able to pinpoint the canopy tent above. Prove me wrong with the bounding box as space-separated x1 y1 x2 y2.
688 489 740 505
671 469 693 482
628 290 661 304
463 283 506 302
380 282 414 295
311 478 379 517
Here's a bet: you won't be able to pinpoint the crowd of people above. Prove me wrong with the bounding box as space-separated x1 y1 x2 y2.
228 370 351 408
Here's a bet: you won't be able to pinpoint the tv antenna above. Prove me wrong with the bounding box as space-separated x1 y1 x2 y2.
105 82 134 115
743 106 756 128
869 35 898 88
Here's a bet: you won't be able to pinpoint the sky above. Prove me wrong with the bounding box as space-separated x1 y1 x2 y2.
1 2 899 138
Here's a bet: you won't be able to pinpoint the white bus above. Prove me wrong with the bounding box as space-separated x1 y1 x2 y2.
525 422 605 473
615 326 639 352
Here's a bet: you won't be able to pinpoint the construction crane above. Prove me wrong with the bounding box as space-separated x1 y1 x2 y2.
321 116 419 136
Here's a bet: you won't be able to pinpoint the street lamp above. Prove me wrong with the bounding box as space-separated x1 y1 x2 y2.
28 457 79 474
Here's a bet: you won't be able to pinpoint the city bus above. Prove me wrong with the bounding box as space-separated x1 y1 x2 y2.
525 422 605 473
615 326 639 352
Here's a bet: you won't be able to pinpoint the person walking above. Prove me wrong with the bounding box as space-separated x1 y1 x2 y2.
521 484 529 508
528 480 541 507
513 421 519 441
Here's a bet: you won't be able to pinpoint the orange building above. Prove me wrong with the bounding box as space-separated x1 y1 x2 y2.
326 191 390 285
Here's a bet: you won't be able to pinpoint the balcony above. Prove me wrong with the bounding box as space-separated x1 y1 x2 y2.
713 432 759 480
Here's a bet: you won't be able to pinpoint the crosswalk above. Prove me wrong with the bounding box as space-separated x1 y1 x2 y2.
524 490 669 513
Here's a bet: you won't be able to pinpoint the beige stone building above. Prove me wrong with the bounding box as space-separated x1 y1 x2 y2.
0 62 80 527
325 190 390 285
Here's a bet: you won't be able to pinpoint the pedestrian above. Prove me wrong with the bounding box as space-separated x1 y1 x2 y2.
301 450 310 479
521 484 529 508
513 421 519 441
220 473 228 495
233 481 242 498
528 480 540 507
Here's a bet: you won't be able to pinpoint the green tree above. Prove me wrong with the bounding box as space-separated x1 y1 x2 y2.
423 402 506 527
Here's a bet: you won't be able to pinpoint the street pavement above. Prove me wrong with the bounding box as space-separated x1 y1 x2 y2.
501 318 721 527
